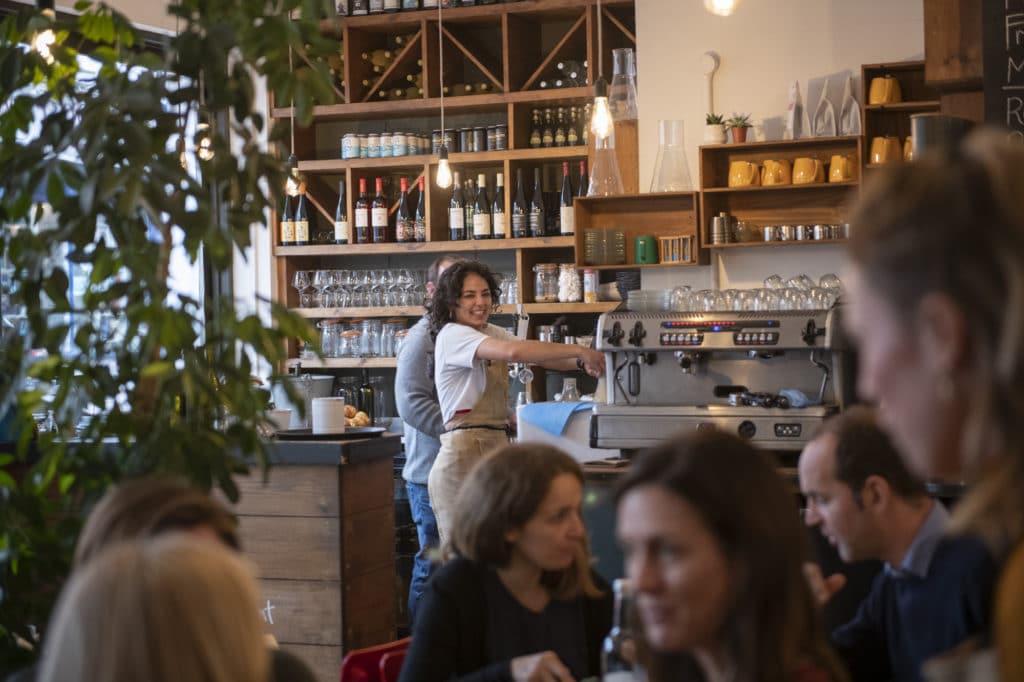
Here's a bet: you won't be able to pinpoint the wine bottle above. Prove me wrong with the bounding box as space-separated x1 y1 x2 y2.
383 0 400 12
361 49 393 67
351 0 368 14
529 109 542 149
542 108 554 148
492 172 506 239
559 162 574 236
567 106 580 146
529 168 545 238
449 171 466 241
578 160 588 198
334 179 348 245
354 178 370 244
472 173 491 240
601 579 639 682
396 177 412 243
371 177 388 243
358 370 375 425
279 192 295 246
294 183 310 245
463 176 475 232
554 108 567 147
414 176 427 242
511 168 529 239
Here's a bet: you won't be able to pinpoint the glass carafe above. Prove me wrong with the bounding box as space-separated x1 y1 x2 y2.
651 119 693 192
609 48 639 121
588 133 625 196
558 377 580 402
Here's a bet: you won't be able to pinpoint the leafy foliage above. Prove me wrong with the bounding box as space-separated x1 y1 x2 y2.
726 112 752 128
0 0 333 666
705 112 725 125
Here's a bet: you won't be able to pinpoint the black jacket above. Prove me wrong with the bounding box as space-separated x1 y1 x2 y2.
398 557 613 682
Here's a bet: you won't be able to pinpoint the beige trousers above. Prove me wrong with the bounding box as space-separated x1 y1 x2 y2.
428 428 509 546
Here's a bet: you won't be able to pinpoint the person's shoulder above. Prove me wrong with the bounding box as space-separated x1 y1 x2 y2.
936 533 997 570
431 556 488 591
484 323 515 340
270 648 318 682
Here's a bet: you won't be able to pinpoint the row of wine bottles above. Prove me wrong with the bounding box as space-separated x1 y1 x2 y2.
340 0 523 15
448 160 587 240
530 106 590 149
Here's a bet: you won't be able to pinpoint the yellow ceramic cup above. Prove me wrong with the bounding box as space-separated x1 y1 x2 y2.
870 136 902 164
868 76 902 105
903 136 913 161
792 157 824 184
761 159 792 186
828 154 857 183
728 160 761 188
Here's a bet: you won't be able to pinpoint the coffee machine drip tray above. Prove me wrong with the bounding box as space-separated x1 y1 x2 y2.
590 403 838 451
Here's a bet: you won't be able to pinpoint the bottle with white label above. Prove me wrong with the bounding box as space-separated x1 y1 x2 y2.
294 183 310 245
334 179 348 245
354 178 370 244
449 172 465 241
371 176 388 243
559 161 575 236
472 173 491 240
492 172 507 239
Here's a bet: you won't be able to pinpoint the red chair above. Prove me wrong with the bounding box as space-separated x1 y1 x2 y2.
379 650 407 682
339 637 411 682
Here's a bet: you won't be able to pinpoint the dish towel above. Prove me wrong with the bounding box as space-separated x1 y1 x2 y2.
519 402 593 437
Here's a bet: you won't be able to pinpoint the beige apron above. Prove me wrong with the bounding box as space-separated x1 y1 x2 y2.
429 353 511 545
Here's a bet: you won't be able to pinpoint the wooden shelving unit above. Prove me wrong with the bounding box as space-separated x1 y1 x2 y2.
861 61 940 166
697 136 862 247
706 238 849 250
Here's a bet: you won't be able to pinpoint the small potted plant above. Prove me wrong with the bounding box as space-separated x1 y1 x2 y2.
727 113 753 143
704 113 727 144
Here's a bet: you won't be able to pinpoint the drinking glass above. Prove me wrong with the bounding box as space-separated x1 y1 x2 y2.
311 270 330 308
763 274 785 290
292 270 311 308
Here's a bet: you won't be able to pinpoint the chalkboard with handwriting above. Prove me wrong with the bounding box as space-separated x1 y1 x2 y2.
986 0 1024 140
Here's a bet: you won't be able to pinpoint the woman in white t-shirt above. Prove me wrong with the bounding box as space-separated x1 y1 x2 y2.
425 261 605 543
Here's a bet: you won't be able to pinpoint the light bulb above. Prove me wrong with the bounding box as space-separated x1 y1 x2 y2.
435 146 453 189
704 0 738 16
590 96 613 141
196 123 214 161
31 28 56 64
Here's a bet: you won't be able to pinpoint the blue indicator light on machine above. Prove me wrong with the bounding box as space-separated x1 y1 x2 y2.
712 325 721 331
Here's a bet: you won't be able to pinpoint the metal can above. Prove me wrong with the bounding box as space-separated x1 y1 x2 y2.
459 128 472 153
762 225 777 242
794 224 809 241
431 129 442 155
486 125 496 151
472 127 487 152
444 129 457 153
341 133 359 160
813 224 829 240
583 268 598 303
365 133 380 158
379 132 393 158
392 131 408 157
358 134 369 159
494 123 508 150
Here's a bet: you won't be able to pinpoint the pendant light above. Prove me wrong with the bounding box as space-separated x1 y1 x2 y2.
589 0 612 141
285 44 300 196
31 0 56 64
434 3 452 189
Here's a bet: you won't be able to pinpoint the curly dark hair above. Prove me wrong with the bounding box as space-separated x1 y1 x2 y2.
426 260 501 338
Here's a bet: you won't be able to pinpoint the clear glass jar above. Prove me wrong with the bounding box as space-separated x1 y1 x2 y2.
558 377 580 402
557 264 582 303
360 319 382 357
317 320 342 358
533 263 558 303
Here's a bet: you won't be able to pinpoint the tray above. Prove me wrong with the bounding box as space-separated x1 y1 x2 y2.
274 426 387 441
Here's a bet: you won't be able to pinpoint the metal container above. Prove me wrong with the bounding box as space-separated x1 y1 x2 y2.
536 324 555 343
392 131 408 157
710 216 730 244
365 132 380 158
341 133 360 159
459 128 472 153
829 224 842 240
794 224 809 241
778 224 795 241
493 123 508 150
271 374 336 429
472 126 487 152
813 224 829 240
762 225 777 242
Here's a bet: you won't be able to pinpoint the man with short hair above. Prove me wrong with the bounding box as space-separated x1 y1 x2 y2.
799 406 996 682
395 255 459 626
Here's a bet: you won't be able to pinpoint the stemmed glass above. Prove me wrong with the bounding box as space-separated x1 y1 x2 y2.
292 270 312 308
311 270 331 308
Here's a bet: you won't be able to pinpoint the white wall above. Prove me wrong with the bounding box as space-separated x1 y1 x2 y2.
635 0 924 292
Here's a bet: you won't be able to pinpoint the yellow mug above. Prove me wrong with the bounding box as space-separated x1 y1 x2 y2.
870 136 902 164
728 160 761 188
761 159 792 186
903 136 913 161
868 76 902 105
828 154 857 183
792 157 824 185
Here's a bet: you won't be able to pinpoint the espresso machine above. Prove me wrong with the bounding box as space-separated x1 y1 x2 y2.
590 307 854 451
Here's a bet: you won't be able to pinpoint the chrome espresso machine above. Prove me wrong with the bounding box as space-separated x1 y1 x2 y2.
590 307 854 452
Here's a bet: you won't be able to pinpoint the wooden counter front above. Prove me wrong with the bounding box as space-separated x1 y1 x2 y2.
231 434 402 682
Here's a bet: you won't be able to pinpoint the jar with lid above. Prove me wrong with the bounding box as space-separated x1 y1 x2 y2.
557 264 582 303
583 268 598 303
533 263 558 303
360 319 382 357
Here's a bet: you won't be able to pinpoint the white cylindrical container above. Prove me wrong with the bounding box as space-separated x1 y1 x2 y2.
311 397 347 434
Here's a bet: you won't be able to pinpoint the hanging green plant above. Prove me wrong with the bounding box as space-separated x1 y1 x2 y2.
0 0 337 666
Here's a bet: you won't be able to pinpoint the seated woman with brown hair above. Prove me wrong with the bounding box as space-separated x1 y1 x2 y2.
615 430 849 682
399 443 612 682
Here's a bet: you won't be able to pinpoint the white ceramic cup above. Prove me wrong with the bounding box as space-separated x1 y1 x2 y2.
311 397 346 434
268 408 292 432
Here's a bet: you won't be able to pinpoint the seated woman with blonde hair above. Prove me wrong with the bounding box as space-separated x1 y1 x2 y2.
615 430 848 682
38 534 269 682
400 443 612 682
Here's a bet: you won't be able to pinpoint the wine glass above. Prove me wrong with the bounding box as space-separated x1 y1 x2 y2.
291 270 311 308
311 270 330 308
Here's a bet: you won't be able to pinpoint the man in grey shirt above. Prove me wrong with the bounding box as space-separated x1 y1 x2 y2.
396 255 458 625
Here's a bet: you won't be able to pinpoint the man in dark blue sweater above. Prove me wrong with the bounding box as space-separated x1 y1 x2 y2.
799 407 996 682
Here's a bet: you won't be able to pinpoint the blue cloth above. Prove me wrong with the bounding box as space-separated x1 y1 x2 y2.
519 402 592 437
406 481 439 627
832 530 997 682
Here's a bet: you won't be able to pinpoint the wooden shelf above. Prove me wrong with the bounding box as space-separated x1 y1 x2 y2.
707 239 849 249
864 100 941 112
698 135 861 152
297 146 588 173
702 181 858 194
286 357 397 369
578 262 702 271
274 235 574 256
